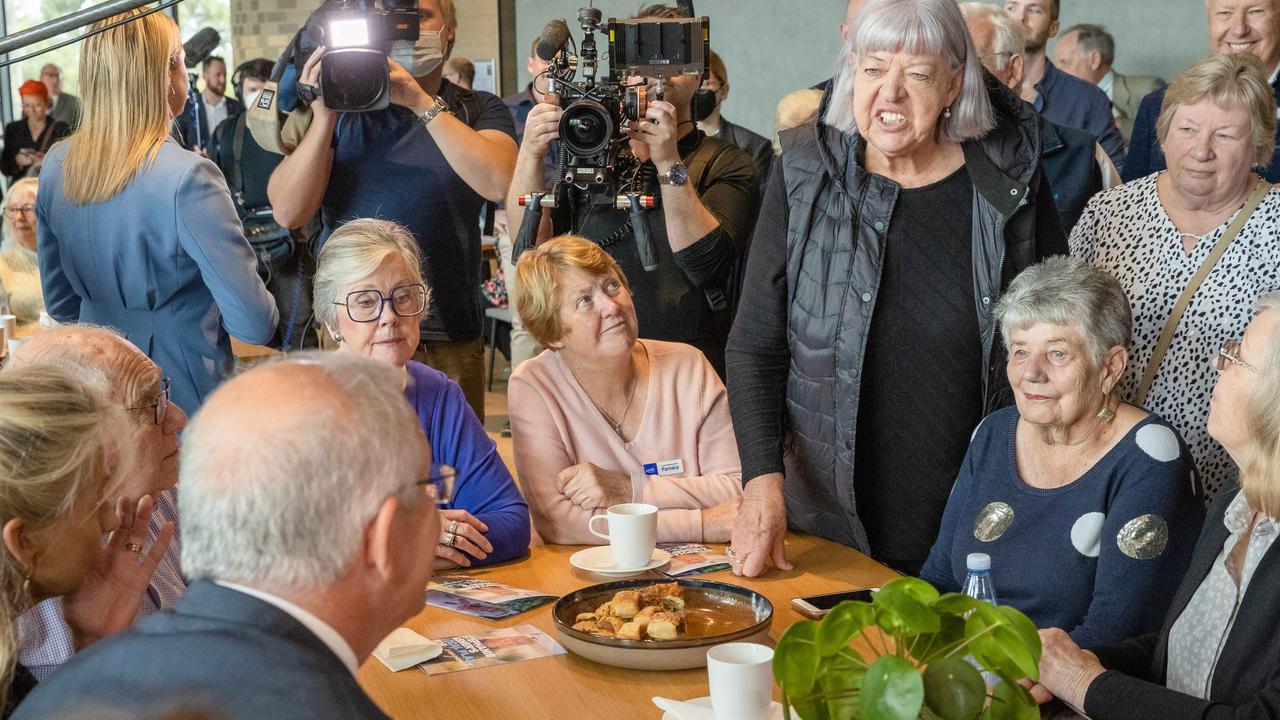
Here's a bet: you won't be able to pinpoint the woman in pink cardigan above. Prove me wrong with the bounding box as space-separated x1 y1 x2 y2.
508 235 743 545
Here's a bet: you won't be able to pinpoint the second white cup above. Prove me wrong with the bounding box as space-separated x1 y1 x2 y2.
588 502 657 570
707 642 775 720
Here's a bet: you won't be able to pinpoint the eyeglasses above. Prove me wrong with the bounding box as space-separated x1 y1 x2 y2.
978 51 1013 65
413 463 457 506
127 377 171 425
1214 339 1259 373
5 205 34 217
333 284 427 323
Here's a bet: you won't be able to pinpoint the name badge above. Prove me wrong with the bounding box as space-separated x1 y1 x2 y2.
642 459 685 476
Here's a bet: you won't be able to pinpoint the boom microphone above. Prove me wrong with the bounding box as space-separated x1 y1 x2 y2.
535 19 570 62
182 27 221 69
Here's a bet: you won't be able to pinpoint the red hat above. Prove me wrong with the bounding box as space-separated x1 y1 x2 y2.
18 80 48 103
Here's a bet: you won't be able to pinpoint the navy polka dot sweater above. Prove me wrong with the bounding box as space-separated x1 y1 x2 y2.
920 406 1206 646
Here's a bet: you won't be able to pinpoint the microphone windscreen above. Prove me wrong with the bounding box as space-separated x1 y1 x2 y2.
183 27 222 69
535 19 570 62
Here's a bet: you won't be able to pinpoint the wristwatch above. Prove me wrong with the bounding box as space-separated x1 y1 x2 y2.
417 95 451 127
657 161 689 186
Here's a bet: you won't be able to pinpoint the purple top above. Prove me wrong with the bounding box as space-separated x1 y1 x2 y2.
405 360 530 565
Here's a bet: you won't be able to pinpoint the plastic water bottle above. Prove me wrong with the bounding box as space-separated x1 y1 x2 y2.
962 553 999 686
962 552 997 606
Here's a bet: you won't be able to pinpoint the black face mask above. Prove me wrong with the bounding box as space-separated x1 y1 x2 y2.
691 88 719 122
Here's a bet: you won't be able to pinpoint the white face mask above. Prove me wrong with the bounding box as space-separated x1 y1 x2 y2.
244 89 262 109
390 30 444 78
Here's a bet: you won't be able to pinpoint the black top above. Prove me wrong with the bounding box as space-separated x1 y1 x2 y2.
209 111 282 211
549 129 759 377
0 119 70 185
4 664 37 719
852 165 983 574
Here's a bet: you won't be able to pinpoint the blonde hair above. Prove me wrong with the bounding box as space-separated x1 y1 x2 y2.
513 235 630 348
1240 292 1280 517
62 8 181 205
0 365 118 711
1157 53 1277 169
1 178 36 250
313 219 428 332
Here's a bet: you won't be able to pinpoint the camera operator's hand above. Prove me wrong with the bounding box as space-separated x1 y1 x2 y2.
387 58 435 114
520 103 563 159
626 100 680 171
298 45 330 118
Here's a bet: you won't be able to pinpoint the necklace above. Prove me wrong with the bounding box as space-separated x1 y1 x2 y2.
571 348 641 441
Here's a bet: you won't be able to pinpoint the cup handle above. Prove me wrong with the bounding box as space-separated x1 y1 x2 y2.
588 514 610 541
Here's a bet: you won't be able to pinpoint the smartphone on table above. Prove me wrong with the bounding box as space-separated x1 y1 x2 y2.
790 588 878 620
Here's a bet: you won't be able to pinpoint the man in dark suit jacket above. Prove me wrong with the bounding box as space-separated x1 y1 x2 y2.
13 353 443 720
1053 24 1164 146
697 52 773 190
176 56 244 153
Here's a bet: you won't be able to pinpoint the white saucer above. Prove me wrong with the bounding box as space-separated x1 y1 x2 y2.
658 696 784 720
570 546 671 576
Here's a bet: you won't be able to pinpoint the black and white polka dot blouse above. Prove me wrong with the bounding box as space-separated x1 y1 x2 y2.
1070 173 1280 497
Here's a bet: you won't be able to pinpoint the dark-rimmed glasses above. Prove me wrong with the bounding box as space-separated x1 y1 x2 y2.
333 284 427 323
128 377 171 425
1214 339 1258 373
414 463 457 506
4 205 33 217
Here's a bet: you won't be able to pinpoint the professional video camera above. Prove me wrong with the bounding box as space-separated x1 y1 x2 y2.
307 0 419 112
512 5 710 272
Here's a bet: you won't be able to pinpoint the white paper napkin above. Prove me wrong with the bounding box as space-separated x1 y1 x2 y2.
372 628 443 672
651 697 717 720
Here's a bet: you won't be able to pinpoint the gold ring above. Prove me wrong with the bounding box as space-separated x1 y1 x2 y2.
125 542 143 554
449 520 459 535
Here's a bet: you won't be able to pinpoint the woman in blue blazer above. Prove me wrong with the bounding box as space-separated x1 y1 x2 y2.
36 8 276 415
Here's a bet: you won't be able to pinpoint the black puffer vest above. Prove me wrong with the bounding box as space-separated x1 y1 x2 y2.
777 77 1063 550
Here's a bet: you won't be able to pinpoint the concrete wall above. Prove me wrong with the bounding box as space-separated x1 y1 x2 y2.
512 0 1213 139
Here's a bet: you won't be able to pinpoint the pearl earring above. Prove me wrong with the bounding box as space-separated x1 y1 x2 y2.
943 106 952 119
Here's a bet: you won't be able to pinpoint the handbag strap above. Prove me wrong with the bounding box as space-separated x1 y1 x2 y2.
1134 178 1272 405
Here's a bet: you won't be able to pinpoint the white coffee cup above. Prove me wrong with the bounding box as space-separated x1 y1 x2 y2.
707 642 775 720
588 502 657 570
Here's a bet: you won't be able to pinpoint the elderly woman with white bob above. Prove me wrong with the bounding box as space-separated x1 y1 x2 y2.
1036 291 1280 719
1071 52 1280 499
507 235 742 546
312 219 529 569
726 0 1068 578
921 256 1204 647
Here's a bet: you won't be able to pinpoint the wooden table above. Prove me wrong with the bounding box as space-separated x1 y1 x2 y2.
359 534 898 719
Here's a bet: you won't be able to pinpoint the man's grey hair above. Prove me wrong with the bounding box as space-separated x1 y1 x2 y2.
1062 23 1115 69
958 3 1025 71
825 0 996 141
312 218 429 333
996 256 1132 366
4 324 157 408
180 351 425 590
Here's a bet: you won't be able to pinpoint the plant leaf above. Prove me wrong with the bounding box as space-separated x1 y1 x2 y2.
818 601 875 656
859 654 924 720
775 621 823 698
819 652 866 720
922 656 986 720
912 613 967 664
931 593 983 617
964 608 1038 681
982 679 1040 720
873 578 942 637
996 606 1041 678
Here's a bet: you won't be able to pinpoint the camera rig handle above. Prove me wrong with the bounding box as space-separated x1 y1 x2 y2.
626 192 660 272
512 191 552 266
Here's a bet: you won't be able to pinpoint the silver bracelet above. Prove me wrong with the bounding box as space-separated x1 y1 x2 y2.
418 95 450 128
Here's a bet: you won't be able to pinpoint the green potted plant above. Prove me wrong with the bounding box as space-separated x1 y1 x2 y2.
772 577 1042 720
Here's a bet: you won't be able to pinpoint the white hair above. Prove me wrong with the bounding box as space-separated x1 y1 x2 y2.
1 178 36 253
824 0 996 141
179 351 425 590
996 256 1132 367
958 2 1025 71
313 218 429 332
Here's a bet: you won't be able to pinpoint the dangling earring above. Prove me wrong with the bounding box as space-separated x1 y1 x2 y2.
1096 392 1116 423
943 106 952 119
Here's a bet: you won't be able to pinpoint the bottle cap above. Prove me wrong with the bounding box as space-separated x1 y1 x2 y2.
966 553 991 572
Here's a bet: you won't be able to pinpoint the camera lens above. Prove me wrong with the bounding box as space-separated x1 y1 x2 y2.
559 100 615 157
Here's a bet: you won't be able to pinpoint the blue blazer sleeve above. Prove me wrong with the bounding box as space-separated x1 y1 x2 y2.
1067 448 1204 647
421 372 530 566
35 178 80 322
1121 90 1165 182
173 158 278 344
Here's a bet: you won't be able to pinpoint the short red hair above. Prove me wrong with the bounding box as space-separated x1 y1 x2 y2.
18 80 48 103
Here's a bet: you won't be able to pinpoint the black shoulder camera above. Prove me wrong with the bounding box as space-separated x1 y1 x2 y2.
307 0 419 112
513 6 709 272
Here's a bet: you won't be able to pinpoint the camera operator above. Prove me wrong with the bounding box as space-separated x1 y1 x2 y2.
268 0 517 420
505 4 759 378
